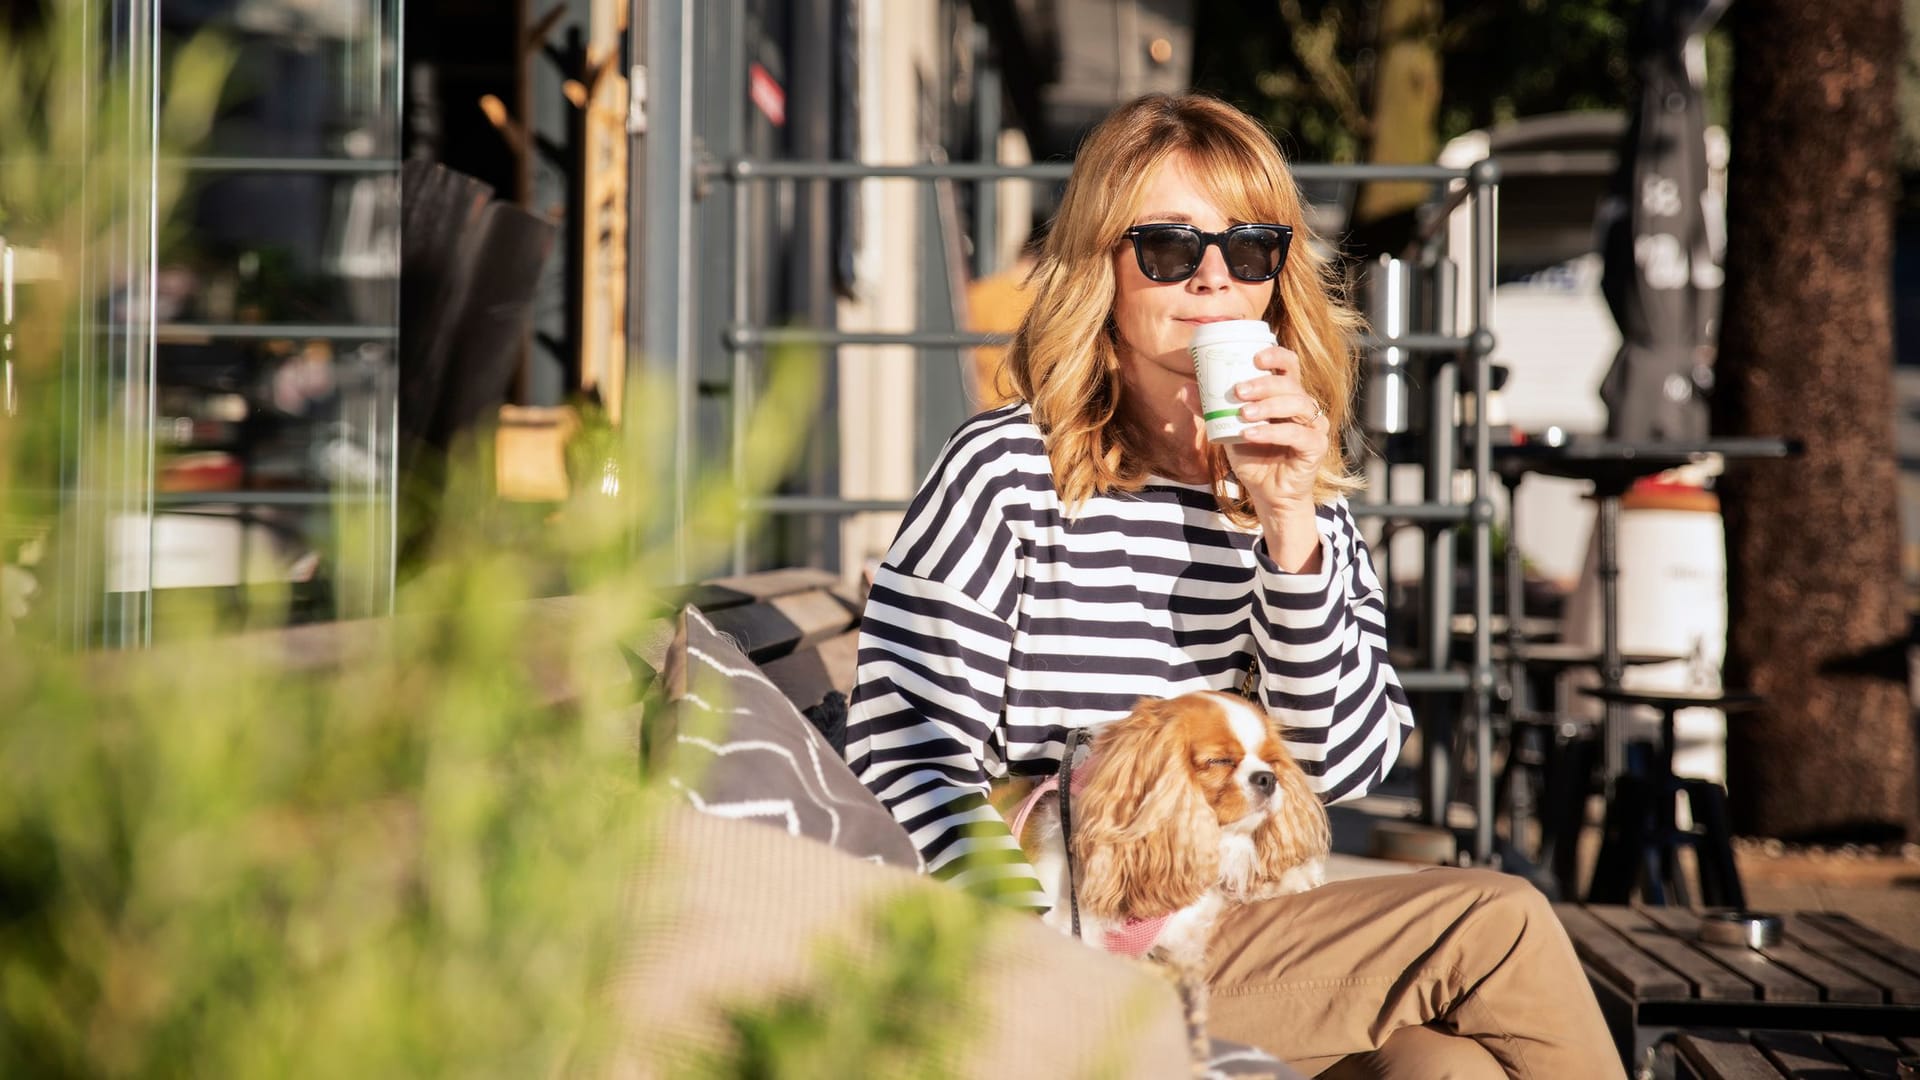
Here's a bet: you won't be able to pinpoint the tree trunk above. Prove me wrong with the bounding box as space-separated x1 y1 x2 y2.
1353 0 1441 231
1715 0 1918 841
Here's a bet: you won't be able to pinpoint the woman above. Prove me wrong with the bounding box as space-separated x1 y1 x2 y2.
843 93 1621 1079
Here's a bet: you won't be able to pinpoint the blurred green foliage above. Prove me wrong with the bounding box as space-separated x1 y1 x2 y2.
713 886 989 1080
0 4 1001 1077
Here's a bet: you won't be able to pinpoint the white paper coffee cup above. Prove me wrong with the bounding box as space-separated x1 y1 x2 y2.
1190 319 1278 443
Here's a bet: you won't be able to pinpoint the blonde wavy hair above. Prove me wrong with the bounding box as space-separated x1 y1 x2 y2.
1006 93 1366 524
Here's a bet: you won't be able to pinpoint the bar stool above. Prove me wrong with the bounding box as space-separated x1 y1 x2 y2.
1579 686 1764 908
1495 646 1679 896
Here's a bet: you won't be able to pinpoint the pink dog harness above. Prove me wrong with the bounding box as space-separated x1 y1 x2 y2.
1098 915 1169 957
1007 761 1093 840
1008 762 1169 957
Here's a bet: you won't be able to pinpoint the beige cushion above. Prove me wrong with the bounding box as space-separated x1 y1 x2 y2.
594 804 1194 1078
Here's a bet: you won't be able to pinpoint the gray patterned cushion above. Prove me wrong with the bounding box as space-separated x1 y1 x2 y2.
650 605 921 869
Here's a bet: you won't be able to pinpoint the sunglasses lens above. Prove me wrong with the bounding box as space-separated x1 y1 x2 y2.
1226 227 1287 281
1136 228 1202 282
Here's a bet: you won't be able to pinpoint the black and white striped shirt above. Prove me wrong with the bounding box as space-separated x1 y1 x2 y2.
844 403 1415 908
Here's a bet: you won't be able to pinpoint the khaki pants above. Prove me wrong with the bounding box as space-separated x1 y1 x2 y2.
1204 868 1626 1079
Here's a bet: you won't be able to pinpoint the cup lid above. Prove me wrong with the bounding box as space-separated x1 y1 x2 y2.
1188 319 1275 346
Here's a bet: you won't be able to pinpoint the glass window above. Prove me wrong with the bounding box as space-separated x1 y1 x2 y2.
7 0 401 645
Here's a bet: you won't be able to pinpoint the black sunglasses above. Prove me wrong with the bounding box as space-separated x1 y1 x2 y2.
1121 222 1293 283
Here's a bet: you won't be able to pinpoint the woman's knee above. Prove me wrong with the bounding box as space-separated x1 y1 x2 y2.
1420 867 1556 941
1451 868 1550 913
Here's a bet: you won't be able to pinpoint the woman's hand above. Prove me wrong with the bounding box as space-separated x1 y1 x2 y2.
1221 344 1328 573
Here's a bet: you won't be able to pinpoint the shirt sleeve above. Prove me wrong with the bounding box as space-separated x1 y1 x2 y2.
842 409 1051 910
843 565 1050 909
1248 497 1415 804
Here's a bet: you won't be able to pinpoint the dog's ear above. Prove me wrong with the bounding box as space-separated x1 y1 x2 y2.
1249 751 1332 887
1072 699 1220 920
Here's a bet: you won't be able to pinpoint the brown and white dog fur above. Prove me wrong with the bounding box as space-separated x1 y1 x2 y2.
1020 691 1331 971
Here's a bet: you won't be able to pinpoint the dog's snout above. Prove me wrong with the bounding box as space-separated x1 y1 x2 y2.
1250 770 1277 797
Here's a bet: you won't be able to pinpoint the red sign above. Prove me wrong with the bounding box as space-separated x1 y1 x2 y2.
749 62 785 127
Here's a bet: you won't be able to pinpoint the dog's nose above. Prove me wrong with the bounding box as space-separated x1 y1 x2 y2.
1250 770 1277 797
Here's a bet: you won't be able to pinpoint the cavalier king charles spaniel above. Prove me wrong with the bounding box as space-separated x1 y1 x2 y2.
1012 691 1330 971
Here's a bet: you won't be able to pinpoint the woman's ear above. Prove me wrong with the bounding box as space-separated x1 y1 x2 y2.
1072 699 1220 920
1249 755 1331 887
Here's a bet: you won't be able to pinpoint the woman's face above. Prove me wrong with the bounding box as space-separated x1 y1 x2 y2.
1110 155 1278 387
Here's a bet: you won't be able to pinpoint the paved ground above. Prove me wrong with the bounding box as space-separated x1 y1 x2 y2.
1739 842 1920 951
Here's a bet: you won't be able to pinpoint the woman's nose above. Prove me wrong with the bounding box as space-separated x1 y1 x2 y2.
1188 242 1233 288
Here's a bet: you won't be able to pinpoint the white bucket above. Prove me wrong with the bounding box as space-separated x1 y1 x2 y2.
1560 484 1728 783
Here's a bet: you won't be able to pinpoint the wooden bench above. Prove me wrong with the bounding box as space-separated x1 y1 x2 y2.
1670 1029 1919 1079
1555 903 1920 1076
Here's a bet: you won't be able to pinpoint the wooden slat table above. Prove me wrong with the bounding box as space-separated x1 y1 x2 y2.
1554 904 1920 1078
1672 1029 1920 1079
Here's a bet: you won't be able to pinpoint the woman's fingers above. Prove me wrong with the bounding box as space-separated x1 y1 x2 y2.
1236 417 1327 448
1233 363 1321 407
1253 345 1300 373
1232 374 1298 402
1237 347 1324 422
1237 391 1323 425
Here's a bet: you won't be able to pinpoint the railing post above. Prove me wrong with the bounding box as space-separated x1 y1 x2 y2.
634 0 696 581
723 0 749 577
1469 158 1501 864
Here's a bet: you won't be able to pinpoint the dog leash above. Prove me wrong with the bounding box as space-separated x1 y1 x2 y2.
1056 725 1094 938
